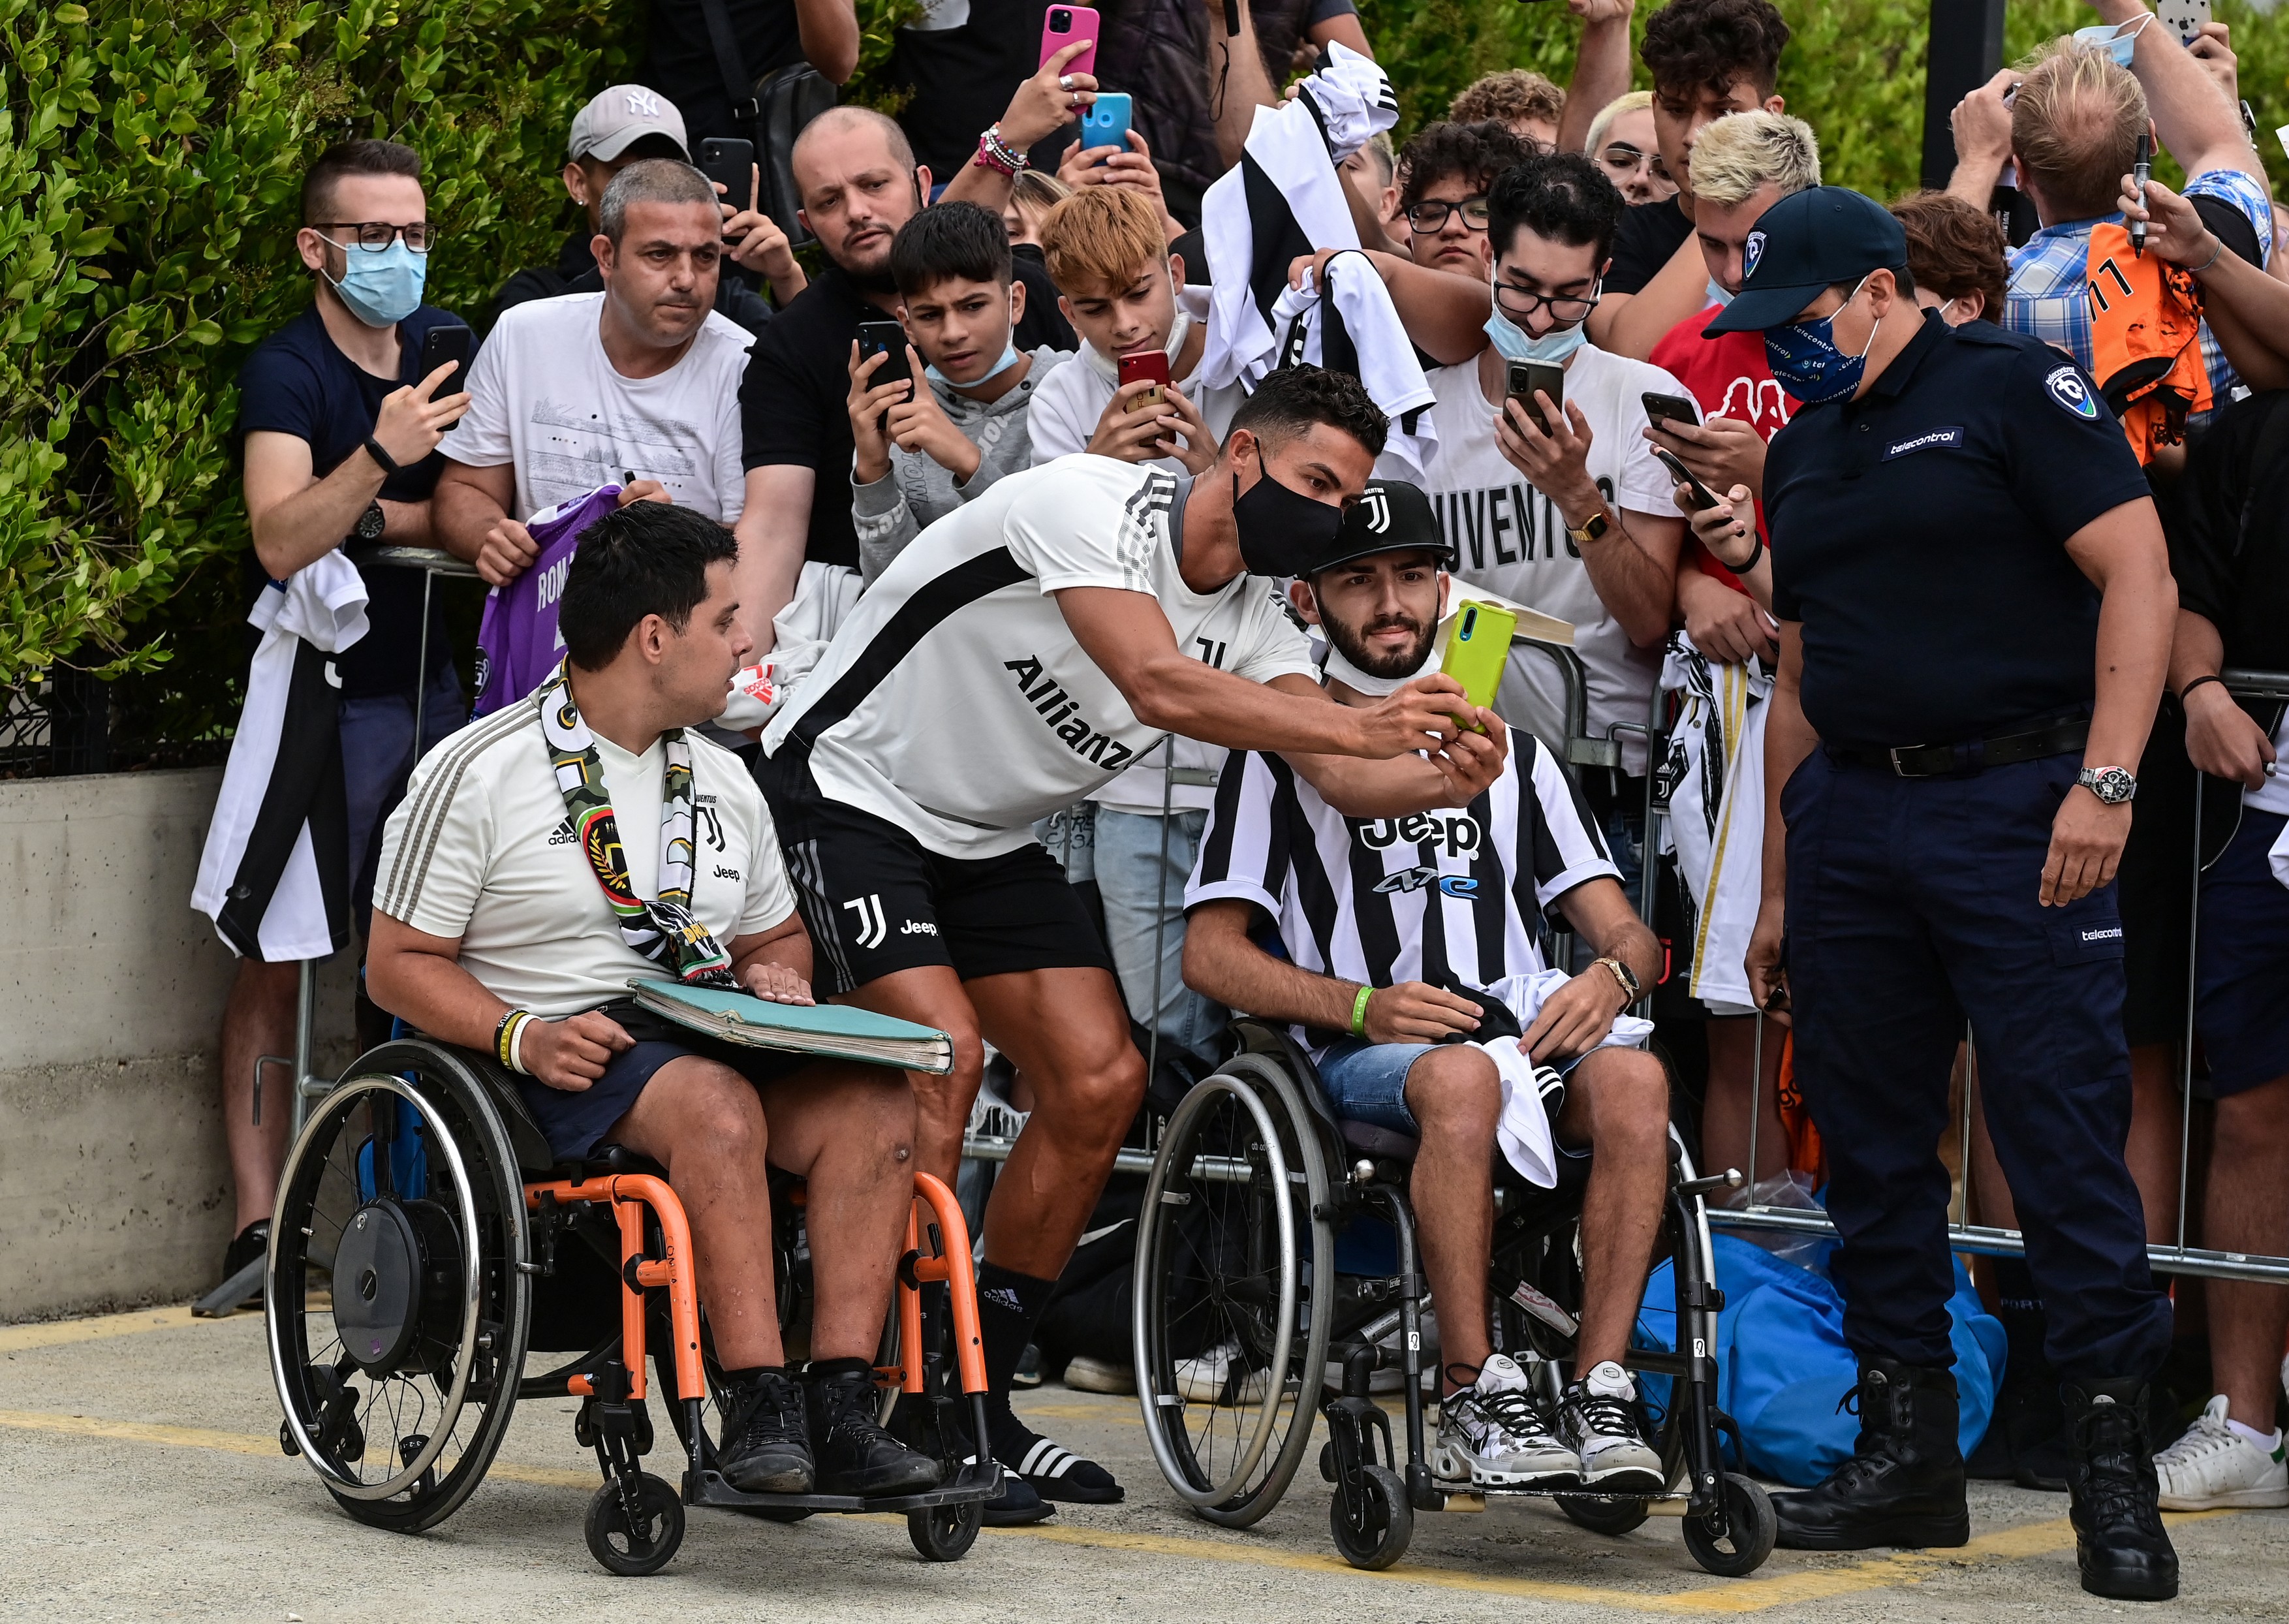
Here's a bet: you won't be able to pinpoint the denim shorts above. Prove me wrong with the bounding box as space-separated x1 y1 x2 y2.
1315 1038 1583 1136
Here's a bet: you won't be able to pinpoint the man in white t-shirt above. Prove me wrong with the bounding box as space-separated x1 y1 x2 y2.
760 366 1506 1512
367 502 938 1505
1391 152 1687 893
434 160 753 588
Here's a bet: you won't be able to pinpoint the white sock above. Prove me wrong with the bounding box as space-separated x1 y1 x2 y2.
2224 1416 2281 1451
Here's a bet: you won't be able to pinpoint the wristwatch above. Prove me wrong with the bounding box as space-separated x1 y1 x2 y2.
1567 508 1612 546
351 499 386 543
1593 955 1642 1005
2078 765 2138 805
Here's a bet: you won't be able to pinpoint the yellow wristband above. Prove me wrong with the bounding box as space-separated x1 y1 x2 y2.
1351 985 1374 1037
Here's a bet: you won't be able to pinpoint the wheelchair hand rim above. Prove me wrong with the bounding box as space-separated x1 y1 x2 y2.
267 1071 488 1500
1132 1070 1302 1508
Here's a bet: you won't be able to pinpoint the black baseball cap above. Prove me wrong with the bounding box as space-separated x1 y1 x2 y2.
1305 478 1455 576
1704 185 1909 336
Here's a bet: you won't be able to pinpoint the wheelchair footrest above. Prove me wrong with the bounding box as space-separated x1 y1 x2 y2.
1451 1484 1683 1504
683 1459 1001 1515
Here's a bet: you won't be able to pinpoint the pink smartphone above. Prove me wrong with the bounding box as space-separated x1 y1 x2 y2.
1038 5 1100 78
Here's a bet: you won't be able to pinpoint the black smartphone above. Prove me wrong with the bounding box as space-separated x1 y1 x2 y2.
1651 446 1722 512
1503 360 1565 433
418 322 474 400
697 136 756 213
856 319 914 391
1642 390 1700 431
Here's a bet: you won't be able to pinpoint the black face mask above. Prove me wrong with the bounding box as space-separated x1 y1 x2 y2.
1231 465 1346 577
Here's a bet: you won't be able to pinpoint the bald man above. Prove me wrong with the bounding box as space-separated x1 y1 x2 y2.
733 104 1080 648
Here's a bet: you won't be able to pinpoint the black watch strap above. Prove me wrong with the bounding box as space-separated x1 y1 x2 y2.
363 434 401 476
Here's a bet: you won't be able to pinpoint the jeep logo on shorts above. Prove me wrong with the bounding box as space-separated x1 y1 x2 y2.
1358 810 1482 858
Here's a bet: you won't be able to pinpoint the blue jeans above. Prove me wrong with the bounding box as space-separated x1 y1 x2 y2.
1095 808 1225 1061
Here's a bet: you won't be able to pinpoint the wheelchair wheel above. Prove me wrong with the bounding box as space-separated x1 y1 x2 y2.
268 1042 531 1533
908 1498 982 1562
1683 1472 1776 1577
585 1472 685 1576
1556 1493 1651 1536
1328 1462 1412 1571
1134 1054 1333 1528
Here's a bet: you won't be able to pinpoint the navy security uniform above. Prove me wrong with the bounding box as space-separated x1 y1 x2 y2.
1765 311 2172 1382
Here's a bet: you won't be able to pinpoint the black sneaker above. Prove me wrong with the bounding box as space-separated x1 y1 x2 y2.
718 1371 815 1494
222 1221 270 1286
810 1364 942 1497
1012 1343 1045 1389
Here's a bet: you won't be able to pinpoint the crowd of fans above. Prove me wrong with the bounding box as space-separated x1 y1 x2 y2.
194 0 2289 1597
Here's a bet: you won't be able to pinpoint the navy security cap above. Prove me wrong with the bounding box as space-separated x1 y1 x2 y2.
1308 479 1456 575
1704 185 1909 336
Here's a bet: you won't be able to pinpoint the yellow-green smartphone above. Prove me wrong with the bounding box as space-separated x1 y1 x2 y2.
1439 601 1515 732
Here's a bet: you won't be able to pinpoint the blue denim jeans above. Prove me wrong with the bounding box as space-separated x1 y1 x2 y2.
1095 808 1226 1061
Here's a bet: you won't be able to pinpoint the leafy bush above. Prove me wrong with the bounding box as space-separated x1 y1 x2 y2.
2 0 2281 747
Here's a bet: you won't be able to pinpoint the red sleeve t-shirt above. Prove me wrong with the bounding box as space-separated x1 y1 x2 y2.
1649 304 1799 594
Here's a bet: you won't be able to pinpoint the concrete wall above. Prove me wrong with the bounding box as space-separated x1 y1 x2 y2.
1 769 355 1321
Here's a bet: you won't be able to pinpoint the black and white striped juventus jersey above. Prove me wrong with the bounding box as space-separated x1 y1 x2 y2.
1185 731 1618 1029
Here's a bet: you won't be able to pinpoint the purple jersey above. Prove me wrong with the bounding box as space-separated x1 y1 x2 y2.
471 484 621 716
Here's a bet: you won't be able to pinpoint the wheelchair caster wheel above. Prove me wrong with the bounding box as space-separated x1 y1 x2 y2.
1329 1463 1412 1571
1682 1472 1775 1577
909 1499 982 1562
1557 1493 1651 1537
1318 1442 1336 1484
585 1473 685 1576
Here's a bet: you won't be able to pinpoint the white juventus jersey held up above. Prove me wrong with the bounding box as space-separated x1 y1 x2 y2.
763 455 1318 858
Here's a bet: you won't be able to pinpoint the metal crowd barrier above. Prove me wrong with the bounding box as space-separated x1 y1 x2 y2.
193 545 487 1317
1709 668 2289 1287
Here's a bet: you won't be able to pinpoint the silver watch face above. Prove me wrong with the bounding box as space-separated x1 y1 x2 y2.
2081 766 2136 805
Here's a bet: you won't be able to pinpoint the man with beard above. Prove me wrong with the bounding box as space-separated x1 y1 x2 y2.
758 369 1505 1520
1182 477 1673 1493
734 105 1078 648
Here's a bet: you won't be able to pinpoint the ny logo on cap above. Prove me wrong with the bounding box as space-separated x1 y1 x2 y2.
1743 230 1766 279
1358 488 1391 534
625 89 664 118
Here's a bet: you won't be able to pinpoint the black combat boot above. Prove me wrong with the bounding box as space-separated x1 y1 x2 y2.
2064 1377 2178 1601
1773 1360 1970 1550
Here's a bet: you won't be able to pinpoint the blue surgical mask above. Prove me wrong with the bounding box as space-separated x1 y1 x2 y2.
1707 279 1736 308
926 339 1023 390
1485 304 1589 366
1762 274 1875 405
2072 14 2149 70
323 238 427 328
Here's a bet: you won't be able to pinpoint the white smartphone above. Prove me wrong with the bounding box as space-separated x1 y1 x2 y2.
2155 0 2209 47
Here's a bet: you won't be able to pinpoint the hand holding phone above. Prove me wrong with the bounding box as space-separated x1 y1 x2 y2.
417 323 475 404
1652 446 1722 512
1440 601 1516 733
1038 5 1100 77
1641 390 1700 432
1117 348 1171 411
1079 93 1132 159
1504 361 1564 435
697 137 756 211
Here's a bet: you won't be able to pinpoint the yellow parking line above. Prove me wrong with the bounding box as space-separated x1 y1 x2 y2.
0 1402 2234 1614
0 1306 205 1353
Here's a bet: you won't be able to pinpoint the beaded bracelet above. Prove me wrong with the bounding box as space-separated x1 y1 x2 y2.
973 123 1029 178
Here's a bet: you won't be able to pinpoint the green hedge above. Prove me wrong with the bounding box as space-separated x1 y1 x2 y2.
2 0 2282 738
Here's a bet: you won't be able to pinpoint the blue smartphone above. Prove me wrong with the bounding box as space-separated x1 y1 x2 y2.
1080 93 1132 158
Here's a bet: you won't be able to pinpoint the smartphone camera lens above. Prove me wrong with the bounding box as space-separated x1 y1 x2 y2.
1051 8 1070 27
1461 608 1477 640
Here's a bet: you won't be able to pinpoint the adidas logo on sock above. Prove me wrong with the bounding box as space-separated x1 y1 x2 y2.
980 1285 1024 1313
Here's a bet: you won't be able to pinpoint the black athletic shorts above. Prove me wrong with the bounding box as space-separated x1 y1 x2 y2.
758 750 1112 996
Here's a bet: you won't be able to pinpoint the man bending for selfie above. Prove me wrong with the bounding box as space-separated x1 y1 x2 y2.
1183 480 1674 1492
367 502 939 1501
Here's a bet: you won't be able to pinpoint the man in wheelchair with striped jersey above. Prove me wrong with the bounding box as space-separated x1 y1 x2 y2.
367 501 941 1503
1183 480 1673 1493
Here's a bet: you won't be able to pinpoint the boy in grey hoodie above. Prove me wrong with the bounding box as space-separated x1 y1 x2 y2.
846 202 1072 583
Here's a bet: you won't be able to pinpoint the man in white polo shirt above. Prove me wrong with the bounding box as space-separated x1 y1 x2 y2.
367 501 934 1503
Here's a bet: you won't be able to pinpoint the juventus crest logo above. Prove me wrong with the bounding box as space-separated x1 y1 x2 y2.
1358 487 1392 534
843 892 888 950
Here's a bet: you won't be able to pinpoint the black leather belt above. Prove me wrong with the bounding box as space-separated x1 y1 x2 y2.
1830 718 2090 778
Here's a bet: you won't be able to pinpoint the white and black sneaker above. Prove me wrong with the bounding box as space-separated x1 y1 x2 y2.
1431 1354 1578 1488
1559 1361 1665 1492
2154 1394 2289 1510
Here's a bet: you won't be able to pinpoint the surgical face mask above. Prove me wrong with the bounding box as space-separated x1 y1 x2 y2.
1762 275 1876 405
2073 13 2150 70
1484 304 1589 366
1707 279 1736 308
320 236 427 329
926 338 1023 390
1231 462 1347 578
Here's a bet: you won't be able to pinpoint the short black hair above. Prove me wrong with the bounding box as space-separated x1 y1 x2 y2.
1228 364 1388 459
558 502 740 670
890 201 1014 297
302 139 422 225
1395 121 1538 213
1487 153 1625 268
1640 0 1791 102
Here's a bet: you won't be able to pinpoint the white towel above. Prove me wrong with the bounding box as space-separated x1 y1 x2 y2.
1256 253 1439 478
1472 967 1655 1188
720 561 864 732
1658 632 1774 1013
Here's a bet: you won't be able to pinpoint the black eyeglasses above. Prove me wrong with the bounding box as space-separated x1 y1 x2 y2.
1405 196 1492 234
1493 280 1601 323
311 221 440 252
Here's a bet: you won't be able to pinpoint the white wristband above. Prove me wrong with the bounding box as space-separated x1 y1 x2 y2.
509 1014 535 1076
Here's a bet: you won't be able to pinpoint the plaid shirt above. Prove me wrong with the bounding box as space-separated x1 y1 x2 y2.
2004 168 2275 403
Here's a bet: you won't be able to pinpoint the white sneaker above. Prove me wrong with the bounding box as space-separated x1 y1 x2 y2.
1431 1354 1578 1488
1174 1340 1268 1405
1063 1355 1136 1395
2155 1394 2289 1510
1559 1361 1665 1492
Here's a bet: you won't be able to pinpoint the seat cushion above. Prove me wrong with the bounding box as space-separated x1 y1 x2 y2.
1339 1118 1420 1164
